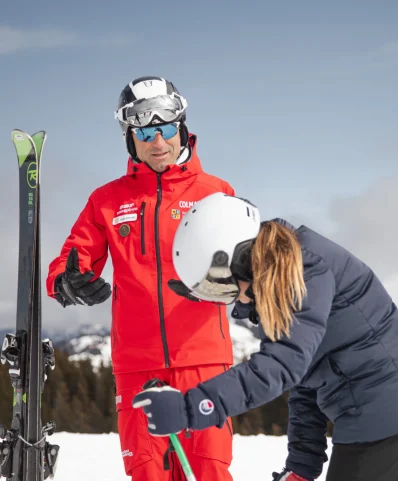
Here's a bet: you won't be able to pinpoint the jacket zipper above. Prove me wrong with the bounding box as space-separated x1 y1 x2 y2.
112 285 118 347
218 306 225 339
140 202 146 255
155 174 170 368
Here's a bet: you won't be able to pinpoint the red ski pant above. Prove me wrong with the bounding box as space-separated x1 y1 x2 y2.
115 364 234 481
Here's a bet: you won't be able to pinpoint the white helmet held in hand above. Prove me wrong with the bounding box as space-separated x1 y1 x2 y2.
172 193 261 304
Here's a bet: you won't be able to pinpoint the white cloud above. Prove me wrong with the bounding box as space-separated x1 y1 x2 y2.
368 40 398 64
308 39 398 81
0 26 133 55
0 26 79 54
383 274 398 305
327 176 398 280
362 40 398 72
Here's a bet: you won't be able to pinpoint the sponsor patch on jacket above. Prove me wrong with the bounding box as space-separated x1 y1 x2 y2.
171 209 181 220
117 202 138 216
199 399 214 415
179 200 197 209
113 214 138 225
122 449 133 457
119 224 130 237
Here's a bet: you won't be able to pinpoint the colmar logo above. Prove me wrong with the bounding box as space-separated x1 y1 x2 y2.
199 399 214 415
179 200 197 209
171 200 198 219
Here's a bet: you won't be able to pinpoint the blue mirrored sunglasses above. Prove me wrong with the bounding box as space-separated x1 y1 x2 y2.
132 122 180 143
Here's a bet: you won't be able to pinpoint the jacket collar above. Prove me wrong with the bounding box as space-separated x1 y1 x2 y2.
126 134 203 180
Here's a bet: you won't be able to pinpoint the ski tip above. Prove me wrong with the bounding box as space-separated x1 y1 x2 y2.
11 129 24 139
11 130 31 145
12 130 47 139
11 129 32 140
11 130 37 167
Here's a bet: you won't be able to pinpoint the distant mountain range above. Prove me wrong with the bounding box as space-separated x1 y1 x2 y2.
0 319 261 369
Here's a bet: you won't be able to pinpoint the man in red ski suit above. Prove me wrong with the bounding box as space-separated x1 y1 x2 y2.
46 76 235 480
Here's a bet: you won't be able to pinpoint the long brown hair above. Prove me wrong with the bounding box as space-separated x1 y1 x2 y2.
251 221 306 341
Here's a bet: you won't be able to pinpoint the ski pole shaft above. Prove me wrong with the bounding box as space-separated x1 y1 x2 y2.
169 433 197 481
143 378 197 480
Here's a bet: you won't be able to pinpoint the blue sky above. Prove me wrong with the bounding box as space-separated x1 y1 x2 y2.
1 0 398 331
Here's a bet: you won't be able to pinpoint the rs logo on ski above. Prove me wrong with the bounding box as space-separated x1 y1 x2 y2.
0 130 60 481
27 162 37 189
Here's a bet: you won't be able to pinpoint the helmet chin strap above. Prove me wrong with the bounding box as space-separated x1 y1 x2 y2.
174 144 191 166
125 126 140 163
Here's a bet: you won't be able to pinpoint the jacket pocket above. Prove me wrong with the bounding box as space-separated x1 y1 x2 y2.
115 386 154 474
317 356 359 421
140 202 146 255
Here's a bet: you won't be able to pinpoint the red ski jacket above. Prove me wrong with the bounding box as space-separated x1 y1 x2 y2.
47 135 235 374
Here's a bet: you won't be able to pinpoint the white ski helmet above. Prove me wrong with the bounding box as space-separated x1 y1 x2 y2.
172 193 261 304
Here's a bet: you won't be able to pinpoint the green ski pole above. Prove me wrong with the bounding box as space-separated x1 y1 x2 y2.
143 378 197 480
169 432 197 481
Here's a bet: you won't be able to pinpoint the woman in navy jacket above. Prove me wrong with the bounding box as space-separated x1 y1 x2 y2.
133 193 398 481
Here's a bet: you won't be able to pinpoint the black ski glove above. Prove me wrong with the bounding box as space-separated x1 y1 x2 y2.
168 279 201 302
54 247 111 307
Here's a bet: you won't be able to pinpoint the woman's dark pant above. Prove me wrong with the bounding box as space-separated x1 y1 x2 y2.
326 433 398 481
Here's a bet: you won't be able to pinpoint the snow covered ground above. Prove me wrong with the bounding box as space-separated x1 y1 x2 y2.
49 432 333 480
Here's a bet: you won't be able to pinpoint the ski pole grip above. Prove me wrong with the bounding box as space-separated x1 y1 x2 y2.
143 378 165 390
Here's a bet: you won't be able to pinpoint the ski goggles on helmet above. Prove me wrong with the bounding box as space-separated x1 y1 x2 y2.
132 122 180 143
189 240 255 305
114 92 187 128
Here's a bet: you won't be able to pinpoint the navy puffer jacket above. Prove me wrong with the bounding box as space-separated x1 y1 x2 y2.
193 220 398 479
